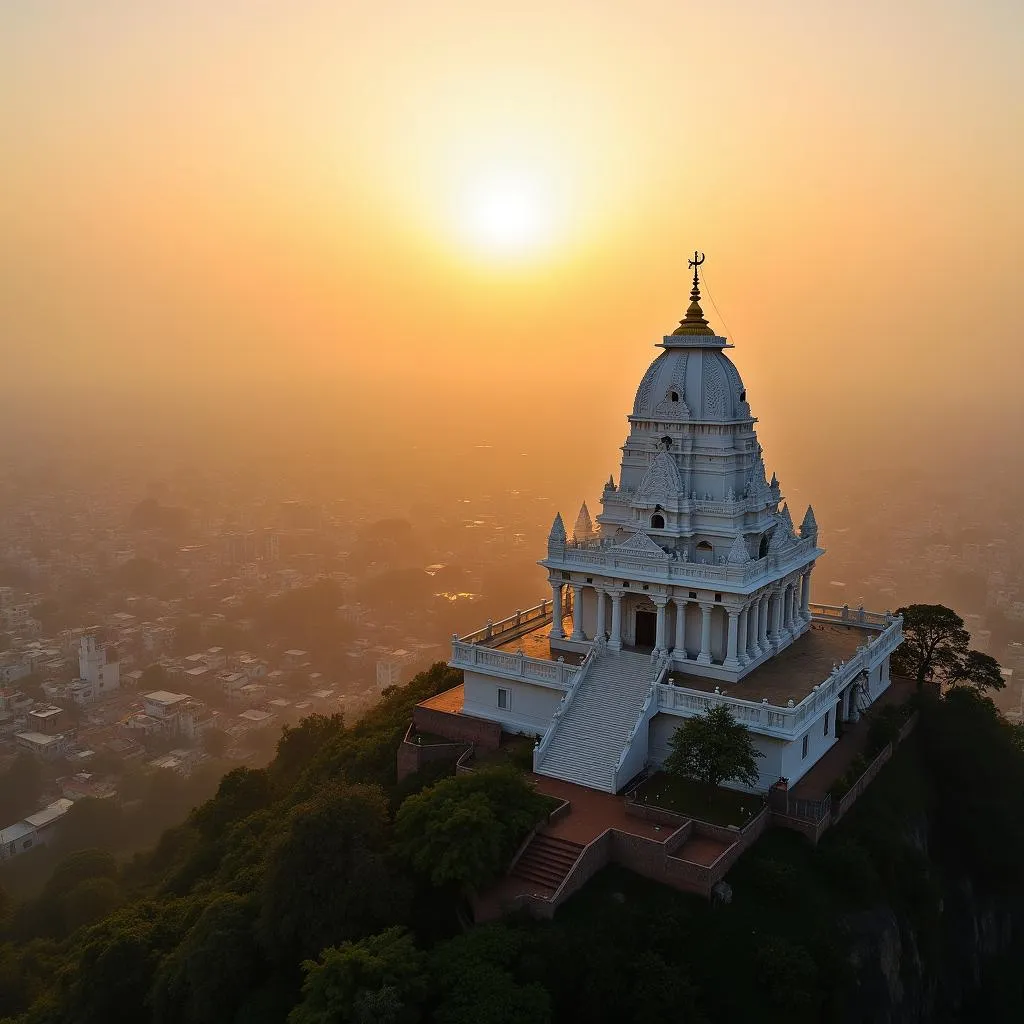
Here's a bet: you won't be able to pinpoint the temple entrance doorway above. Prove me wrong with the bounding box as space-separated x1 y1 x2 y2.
635 610 657 648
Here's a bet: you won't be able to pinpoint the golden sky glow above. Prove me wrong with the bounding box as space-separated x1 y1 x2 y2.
1 1 1023 504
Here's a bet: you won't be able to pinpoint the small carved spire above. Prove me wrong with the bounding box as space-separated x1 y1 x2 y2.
800 504 818 541
671 251 714 336
779 502 794 534
726 533 750 564
548 512 566 545
573 502 595 541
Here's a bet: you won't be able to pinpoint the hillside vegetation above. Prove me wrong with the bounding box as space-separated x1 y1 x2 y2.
1 665 1023 1023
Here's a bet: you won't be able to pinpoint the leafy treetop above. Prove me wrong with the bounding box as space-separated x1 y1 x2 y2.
892 604 1004 690
664 705 764 793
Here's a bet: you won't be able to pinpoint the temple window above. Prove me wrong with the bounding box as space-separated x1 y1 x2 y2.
651 513 665 529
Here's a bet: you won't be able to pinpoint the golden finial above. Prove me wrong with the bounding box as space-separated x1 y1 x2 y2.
672 250 714 335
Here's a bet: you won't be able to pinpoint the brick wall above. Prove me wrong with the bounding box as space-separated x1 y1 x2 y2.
396 725 467 781
412 706 502 749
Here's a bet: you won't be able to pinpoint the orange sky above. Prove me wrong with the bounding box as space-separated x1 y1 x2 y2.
1 1 1022 501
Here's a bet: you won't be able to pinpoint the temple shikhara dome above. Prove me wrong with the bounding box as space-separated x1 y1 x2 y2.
438 253 902 802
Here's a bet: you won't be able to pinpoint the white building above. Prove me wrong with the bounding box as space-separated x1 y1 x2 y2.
77 635 120 699
125 690 217 740
448 259 903 794
0 799 75 862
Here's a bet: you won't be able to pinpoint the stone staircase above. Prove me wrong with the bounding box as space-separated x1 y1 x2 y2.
511 834 584 892
535 650 654 792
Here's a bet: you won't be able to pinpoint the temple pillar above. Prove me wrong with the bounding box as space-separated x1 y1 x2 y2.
654 595 668 653
609 590 623 651
801 568 812 619
571 585 585 640
550 582 564 640
724 607 741 670
595 587 607 641
770 586 784 642
673 597 687 655
747 600 759 659
737 606 748 666
697 603 713 665
758 593 770 653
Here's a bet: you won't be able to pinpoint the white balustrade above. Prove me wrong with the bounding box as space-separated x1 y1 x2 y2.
451 640 583 689
458 599 552 644
655 615 902 739
552 535 819 586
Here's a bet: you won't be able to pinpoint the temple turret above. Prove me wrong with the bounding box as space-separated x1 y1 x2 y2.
573 502 596 542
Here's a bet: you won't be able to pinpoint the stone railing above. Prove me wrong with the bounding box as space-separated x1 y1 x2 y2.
549 535 818 586
451 640 582 689
598 491 770 517
533 649 599 768
656 615 902 739
458 599 555 646
809 602 891 629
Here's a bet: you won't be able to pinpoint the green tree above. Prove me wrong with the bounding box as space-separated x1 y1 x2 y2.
55 798 125 854
430 926 551 1024
191 766 271 841
150 894 263 1024
664 705 764 794
289 926 426 1024
393 768 548 891
948 649 1005 691
62 877 125 935
272 714 345 793
260 782 408 962
892 603 973 689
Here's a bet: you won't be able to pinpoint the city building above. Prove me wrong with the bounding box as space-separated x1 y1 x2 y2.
123 690 217 740
441 262 903 794
77 635 120 699
0 798 75 861
16 730 72 761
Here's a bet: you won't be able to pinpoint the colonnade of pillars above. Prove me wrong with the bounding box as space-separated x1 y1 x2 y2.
550 567 814 669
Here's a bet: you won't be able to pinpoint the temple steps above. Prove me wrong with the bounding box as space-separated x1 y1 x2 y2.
510 834 584 890
535 650 654 793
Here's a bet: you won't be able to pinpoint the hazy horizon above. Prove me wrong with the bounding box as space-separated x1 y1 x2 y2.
2 1 1023 526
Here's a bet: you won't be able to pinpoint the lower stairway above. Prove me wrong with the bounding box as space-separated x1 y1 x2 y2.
510 834 584 892
534 649 655 792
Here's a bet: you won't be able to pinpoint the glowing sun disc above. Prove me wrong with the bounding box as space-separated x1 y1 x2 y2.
461 175 551 256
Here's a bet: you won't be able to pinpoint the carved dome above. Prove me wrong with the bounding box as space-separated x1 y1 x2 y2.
631 346 750 422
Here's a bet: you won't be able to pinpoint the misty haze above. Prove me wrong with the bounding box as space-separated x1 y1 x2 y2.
1 3 1023 1023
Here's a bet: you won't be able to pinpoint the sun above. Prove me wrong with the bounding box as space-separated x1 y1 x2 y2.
459 173 552 258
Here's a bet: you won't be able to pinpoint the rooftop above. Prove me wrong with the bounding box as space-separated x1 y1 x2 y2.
490 617 879 706
672 623 871 705
16 731 58 747
144 690 188 705
25 799 74 829
29 706 63 720
418 684 465 715
492 614 582 664
239 709 273 722
0 822 36 844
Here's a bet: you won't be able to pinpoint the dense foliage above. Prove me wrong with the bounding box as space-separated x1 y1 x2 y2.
664 704 764 792
2 654 1024 1022
893 603 1004 690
